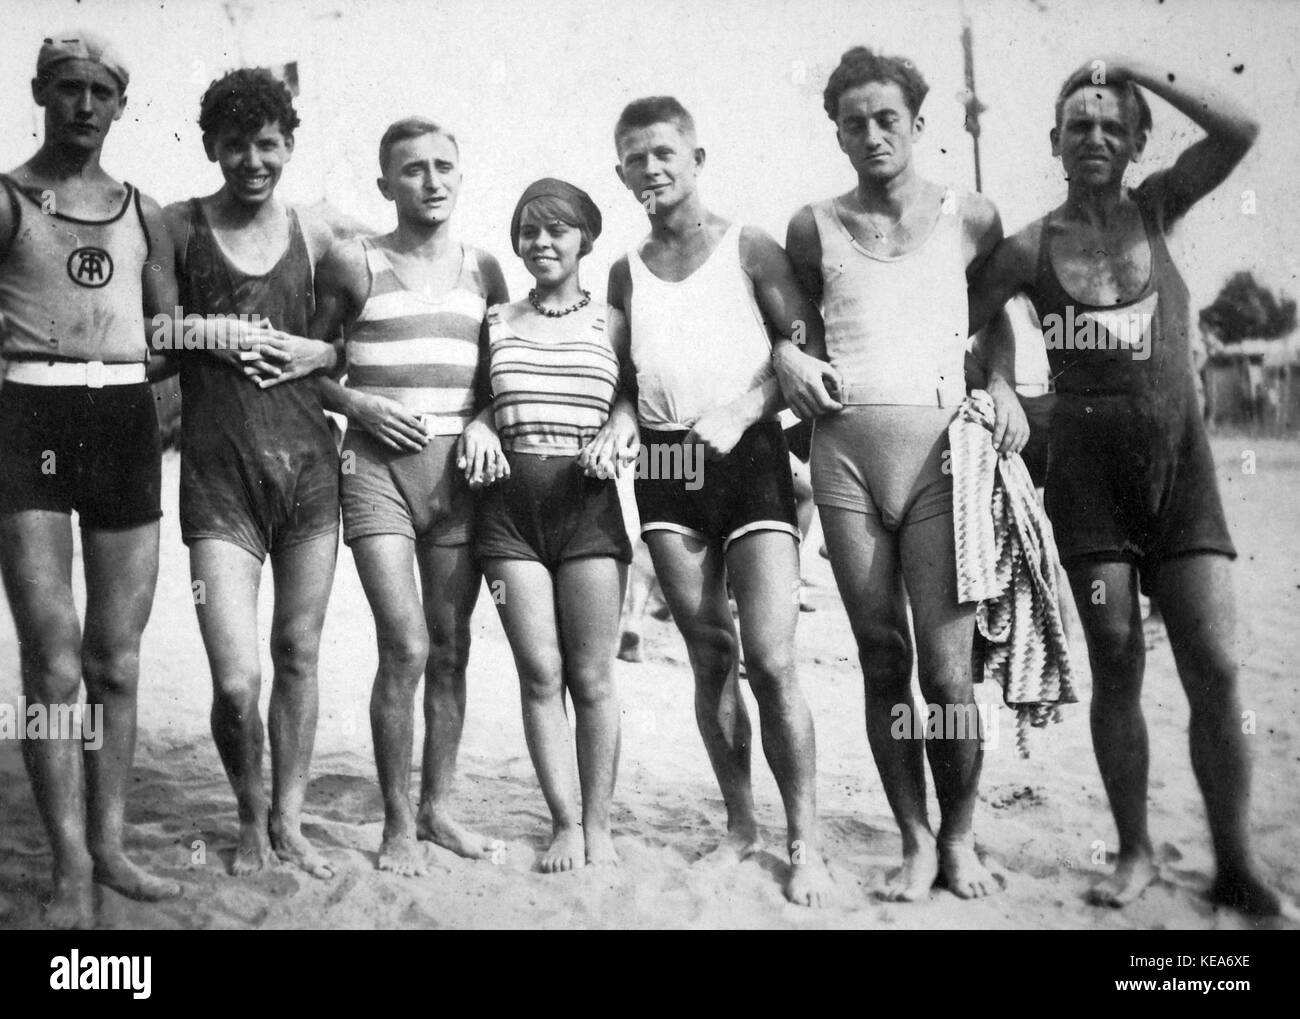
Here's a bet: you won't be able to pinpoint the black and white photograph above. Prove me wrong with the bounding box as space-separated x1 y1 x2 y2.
0 0 1296 947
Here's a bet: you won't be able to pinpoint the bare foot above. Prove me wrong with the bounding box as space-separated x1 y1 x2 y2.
938 840 1001 899
377 830 426 877
1210 866 1297 918
697 824 762 865
231 819 273 876
786 854 835 907
617 632 645 663
539 825 585 873
269 819 335 880
882 836 939 902
45 869 96 929
585 827 620 867
417 806 504 861
93 853 182 902
1086 851 1158 908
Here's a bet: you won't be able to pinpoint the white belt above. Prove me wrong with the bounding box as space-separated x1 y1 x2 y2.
5 360 147 388
836 376 967 408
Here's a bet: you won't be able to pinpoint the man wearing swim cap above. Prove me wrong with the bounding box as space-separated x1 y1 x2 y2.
0 29 183 927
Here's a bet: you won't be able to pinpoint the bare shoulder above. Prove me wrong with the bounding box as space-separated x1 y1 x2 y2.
607 254 632 310
998 218 1044 282
161 198 195 256
959 190 1000 236
317 235 370 295
293 205 336 265
739 223 786 268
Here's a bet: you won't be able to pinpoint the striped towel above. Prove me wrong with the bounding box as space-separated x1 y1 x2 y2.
950 391 1077 756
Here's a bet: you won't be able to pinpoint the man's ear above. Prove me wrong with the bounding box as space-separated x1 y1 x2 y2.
694 146 706 172
283 133 295 160
835 125 848 156
1049 126 1061 158
1130 130 1148 164
910 113 924 140
376 175 393 201
202 133 218 163
615 164 628 188
30 78 47 107
111 92 128 121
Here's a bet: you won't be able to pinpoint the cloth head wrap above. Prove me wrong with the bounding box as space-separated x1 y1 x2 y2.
510 178 602 255
37 30 130 92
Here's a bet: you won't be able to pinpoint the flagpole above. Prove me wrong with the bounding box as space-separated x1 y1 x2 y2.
959 1 986 193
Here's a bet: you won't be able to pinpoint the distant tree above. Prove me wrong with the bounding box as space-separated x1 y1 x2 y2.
1200 271 1297 344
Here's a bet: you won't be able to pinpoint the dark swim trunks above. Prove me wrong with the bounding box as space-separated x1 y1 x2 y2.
635 419 799 551
0 381 161 529
474 451 631 569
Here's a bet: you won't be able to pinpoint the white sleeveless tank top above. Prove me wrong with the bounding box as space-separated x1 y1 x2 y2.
812 190 969 406
627 223 773 429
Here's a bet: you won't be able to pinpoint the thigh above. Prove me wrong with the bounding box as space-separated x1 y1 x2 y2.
0 511 80 688
415 541 481 641
555 557 627 677
349 534 425 644
190 538 265 677
1065 558 1144 684
81 521 160 660
481 558 562 686
269 529 338 652
1147 553 1238 677
725 530 799 665
642 530 732 643
898 511 974 666
819 505 908 641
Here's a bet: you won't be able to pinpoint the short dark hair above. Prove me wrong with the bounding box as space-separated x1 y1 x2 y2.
199 68 299 140
378 117 458 174
822 46 929 121
1053 78 1153 136
614 96 696 148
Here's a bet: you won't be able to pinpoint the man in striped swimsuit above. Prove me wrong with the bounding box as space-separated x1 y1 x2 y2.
314 118 508 876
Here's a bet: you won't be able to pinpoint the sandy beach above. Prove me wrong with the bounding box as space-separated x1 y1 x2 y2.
1 434 1296 930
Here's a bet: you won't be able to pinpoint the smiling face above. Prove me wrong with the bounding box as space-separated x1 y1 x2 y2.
615 121 702 213
206 120 293 206
1052 86 1146 188
34 59 126 152
516 202 584 289
834 80 920 184
378 131 460 227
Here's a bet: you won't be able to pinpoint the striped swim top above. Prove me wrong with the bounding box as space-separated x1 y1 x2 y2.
486 302 619 455
345 239 488 435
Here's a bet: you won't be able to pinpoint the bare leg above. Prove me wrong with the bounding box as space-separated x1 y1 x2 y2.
789 456 816 612
1067 561 1159 907
80 523 180 902
413 542 499 859
266 531 337 879
727 531 833 907
618 543 655 663
191 539 274 876
1150 554 1292 917
820 506 937 901
556 557 627 866
483 558 584 872
899 513 994 898
1 512 94 927
644 530 760 861
351 535 428 877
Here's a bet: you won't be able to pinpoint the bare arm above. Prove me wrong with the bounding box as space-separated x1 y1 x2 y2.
139 193 180 381
771 207 843 419
1072 55 1260 218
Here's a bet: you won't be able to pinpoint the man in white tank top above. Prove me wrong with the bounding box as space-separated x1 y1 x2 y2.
775 47 1027 903
606 96 834 907
0 30 182 927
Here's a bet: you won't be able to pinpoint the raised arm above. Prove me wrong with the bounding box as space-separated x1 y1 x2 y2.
1071 55 1259 219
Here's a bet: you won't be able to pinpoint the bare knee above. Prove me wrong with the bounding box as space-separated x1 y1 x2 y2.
1084 618 1145 695
427 623 471 684
377 631 429 680
270 625 323 683
81 646 140 699
683 624 737 686
212 666 260 717
853 622 912 690
566 661 615 709
22 652 82 703
519 661 564 703
742 645 797 704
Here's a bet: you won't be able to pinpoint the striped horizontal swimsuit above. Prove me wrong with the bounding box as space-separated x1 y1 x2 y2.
345 240 488 435
486 303 619 455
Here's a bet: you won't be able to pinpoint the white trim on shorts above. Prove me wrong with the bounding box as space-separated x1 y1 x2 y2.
640 519 801 554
